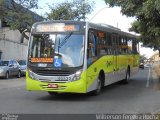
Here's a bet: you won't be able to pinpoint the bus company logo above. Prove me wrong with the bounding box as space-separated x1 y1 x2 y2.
106 61 112 67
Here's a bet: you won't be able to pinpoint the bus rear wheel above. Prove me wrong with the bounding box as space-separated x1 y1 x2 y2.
122 69 130 84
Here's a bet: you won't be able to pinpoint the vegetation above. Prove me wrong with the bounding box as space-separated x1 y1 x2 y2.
47 0 95 21
104 0 160 53
0 0 95 41
0 0 42 40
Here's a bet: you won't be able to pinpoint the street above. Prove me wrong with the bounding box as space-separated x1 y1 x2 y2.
0 68 160 114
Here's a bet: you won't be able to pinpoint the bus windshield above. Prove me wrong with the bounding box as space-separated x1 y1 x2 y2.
28 33 84 68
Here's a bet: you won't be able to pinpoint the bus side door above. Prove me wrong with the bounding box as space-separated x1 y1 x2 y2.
86 30 98 92
112 34 119 72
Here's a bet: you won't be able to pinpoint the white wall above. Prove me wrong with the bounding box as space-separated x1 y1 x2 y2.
0 27 28 60
0 19 1 28
0 27 28 44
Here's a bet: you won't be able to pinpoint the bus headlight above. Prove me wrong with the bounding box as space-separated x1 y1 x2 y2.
72 70 82 81
28 70 36 80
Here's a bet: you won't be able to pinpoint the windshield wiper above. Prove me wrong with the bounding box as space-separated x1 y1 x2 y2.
56 32 73 56
59 32 72 48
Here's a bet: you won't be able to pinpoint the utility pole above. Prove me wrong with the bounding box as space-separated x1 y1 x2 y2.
82 0 85 21
89 6 109 22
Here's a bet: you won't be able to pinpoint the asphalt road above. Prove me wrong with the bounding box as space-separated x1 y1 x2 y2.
0 68 160 115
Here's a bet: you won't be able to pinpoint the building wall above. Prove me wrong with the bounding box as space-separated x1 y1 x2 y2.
151 52 160 62
0 27 28 60
0 20 1 28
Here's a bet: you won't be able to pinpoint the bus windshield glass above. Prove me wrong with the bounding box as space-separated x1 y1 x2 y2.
28 33 84 68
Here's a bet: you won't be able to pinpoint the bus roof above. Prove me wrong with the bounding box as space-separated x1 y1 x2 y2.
86 22 138 39
32 20 138 39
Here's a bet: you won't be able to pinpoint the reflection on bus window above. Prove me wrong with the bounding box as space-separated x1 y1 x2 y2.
29 34 84 67
88 31 97 66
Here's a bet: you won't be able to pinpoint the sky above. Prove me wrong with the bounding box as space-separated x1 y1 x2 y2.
33 0 156 58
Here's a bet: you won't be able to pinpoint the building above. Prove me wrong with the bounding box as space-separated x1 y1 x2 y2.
0 0 43 60
0 26 28 60
151 52 160 62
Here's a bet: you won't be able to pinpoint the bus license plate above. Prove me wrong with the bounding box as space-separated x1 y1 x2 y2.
48 84 58 88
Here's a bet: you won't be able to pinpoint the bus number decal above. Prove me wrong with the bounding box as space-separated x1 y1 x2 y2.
58 76 72 81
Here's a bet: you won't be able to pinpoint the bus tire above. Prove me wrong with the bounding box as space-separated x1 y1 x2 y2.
92 77 102 96
122 69 130 84
48 92 58 96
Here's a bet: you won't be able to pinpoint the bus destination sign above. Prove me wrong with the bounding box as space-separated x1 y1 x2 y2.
31 58 53 63
36 23 80 32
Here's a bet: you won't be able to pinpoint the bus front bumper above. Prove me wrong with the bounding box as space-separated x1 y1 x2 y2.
26 72 87 93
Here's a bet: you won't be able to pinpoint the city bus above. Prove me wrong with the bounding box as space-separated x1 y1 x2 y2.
26 20 139 96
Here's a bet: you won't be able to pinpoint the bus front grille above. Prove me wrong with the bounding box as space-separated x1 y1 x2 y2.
34 69 71 76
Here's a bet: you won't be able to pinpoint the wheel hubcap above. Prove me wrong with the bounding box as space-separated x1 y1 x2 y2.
97 79 101 93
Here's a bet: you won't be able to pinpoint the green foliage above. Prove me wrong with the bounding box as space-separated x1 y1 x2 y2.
104 0 160 51
0 0 39 30
0 0 3 4
14 0 38 9
0 0 41 40
47 0 95 21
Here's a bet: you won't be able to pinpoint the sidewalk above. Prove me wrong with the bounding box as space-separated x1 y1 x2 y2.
151 62 160 118
152 61 160 90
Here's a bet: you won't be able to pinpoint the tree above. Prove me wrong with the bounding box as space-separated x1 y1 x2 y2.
47 0 95 21
0 0 43 40
104 0 160 53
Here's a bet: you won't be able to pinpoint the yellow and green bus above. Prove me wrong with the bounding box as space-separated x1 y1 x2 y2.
26 20 139 96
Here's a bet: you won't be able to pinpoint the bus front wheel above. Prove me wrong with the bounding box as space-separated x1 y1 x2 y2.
92 78 102 96
48 92 58 96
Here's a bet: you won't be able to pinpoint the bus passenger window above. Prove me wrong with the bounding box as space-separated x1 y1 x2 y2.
87 31 97 66
120 37 128 54
132 40 138 54
97 31 108 56
127 39 133 54
88 32 96 57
